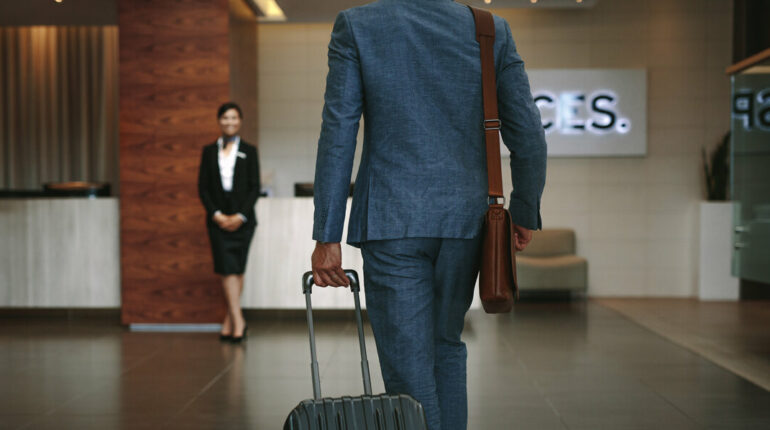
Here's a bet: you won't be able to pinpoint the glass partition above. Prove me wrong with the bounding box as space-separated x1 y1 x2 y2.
731 60 770 283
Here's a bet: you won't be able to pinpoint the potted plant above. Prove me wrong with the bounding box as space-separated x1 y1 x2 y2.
698 132 739 300
702 132 730 201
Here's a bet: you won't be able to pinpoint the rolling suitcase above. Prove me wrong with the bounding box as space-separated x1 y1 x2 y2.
284 270 428 430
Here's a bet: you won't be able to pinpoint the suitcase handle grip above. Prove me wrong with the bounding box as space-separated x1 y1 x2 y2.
302 270 360 293
302 270 372 400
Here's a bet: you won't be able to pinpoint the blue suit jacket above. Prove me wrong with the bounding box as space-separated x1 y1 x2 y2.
313 0 547 247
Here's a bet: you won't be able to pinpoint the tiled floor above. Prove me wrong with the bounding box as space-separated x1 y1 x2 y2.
1 301 769 429
596 298 770 391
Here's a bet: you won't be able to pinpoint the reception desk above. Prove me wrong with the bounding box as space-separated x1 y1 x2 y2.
0 198 121 307
242 198 366 309
240 199 480 309
0 198 480 309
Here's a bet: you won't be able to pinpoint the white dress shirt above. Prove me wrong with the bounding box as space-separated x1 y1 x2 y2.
217 136 240 192
215 136 247 223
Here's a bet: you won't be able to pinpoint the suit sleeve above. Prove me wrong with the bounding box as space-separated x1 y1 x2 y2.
496 19 547 230
312 11 364 243
238 145 262 217
198 147 218 219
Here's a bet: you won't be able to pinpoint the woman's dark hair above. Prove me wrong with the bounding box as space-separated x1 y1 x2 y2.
217 102 243 119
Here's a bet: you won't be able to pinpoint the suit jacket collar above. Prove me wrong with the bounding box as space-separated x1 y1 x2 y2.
233 143 246 184
216 135 241 151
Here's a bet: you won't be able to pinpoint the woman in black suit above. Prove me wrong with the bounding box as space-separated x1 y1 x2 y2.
198 102 261 343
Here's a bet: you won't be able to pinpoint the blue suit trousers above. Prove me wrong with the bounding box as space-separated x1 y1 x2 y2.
361 235 483 430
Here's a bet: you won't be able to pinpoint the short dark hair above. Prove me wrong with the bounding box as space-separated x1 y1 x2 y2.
217 102 243 119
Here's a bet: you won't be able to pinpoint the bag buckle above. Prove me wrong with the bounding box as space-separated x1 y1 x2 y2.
488 196 506 205
484 119 501 131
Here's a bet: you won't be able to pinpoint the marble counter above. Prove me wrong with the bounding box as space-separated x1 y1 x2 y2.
0 198 121 307
0 198 480 309
242 198 481 309
242 198 366 309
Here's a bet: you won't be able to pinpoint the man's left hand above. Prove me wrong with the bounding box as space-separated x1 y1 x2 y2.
513 224 533 251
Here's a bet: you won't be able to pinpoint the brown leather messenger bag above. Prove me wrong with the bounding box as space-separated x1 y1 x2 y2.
469 6 519 313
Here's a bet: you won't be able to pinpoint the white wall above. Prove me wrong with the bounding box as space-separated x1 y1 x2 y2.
256 0 733 297
257 24 363 197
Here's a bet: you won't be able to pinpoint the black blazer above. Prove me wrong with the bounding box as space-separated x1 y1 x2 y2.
198 140 261 226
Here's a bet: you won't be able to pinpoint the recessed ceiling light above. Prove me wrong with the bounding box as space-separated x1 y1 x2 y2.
253 0 286 22
54 0 63 3
484 0 492 4
531 0 538 4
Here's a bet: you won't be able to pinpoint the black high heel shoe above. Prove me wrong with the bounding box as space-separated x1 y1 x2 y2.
219 333 233 342
230 325 248 344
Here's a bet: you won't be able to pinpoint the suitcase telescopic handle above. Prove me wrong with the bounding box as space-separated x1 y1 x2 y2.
302 270 373 400
303 270 360 293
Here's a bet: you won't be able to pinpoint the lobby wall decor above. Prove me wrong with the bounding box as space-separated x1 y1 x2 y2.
525 69 647 157
118 0 230 324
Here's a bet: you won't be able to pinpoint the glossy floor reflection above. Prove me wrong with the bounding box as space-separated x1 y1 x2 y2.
1 301 769 429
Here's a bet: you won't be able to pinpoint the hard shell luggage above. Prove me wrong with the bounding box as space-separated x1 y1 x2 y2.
283 270 428 430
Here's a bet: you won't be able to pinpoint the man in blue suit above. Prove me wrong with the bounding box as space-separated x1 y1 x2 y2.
311 1 546 429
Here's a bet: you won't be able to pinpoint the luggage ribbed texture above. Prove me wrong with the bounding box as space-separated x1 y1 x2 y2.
284 394 426 430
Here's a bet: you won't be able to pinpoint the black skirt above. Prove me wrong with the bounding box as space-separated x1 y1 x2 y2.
206 192 256 275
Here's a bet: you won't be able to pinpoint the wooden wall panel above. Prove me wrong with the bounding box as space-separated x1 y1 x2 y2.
119 0 230 324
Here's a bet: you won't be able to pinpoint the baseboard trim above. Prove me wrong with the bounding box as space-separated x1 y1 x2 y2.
129 323 222 332
0 308 121 319
243 308 368 320
0 308 367 322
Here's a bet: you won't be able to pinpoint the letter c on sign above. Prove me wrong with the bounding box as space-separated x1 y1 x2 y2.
534 93 555 132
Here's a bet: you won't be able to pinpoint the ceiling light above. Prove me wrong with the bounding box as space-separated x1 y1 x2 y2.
253 0 286 22
484 0 492 4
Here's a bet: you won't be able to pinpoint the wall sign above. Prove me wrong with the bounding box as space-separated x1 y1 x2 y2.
732 87 770 131
502 69 647 157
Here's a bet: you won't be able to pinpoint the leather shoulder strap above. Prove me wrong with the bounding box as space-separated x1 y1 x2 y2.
468 6 504 200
